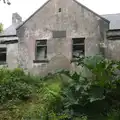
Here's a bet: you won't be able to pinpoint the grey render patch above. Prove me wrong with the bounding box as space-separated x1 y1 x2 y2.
52 31 66 38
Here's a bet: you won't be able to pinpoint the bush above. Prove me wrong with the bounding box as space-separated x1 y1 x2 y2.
1 55 120 120
59 55 120 120
0 68 40 104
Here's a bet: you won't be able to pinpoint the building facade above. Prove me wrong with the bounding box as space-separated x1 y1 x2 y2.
0 0 119 75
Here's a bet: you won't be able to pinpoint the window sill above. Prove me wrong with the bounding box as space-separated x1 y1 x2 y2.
71 59 79 63
0 62 7 65
33 60 49 63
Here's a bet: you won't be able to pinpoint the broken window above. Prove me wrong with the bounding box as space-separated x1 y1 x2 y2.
35 40 47 60
0 48 7 63
72 38 85 58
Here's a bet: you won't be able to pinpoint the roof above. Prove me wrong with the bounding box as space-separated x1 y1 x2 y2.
107 29 120 32
0 22 22 36
17 0 109 30
102 13 120 29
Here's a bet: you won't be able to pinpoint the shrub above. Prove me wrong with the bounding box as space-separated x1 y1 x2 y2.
1 55 120 120
59 55 120 120
0 68 43 104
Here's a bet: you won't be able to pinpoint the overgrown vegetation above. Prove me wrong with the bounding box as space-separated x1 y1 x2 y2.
0 23 3 33
60 55 120 120
0 55 120 120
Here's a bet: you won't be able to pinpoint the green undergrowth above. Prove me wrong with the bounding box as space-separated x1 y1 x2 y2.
0 68 65 120
0 55 120 120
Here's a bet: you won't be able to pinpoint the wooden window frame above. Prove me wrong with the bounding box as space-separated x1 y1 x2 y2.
72 38 85 59
35 39 47 61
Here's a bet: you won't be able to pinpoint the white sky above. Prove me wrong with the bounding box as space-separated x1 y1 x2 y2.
0 0 120 29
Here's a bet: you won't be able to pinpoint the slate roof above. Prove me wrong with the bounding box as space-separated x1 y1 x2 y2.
102 13 120 29
0 22 22 37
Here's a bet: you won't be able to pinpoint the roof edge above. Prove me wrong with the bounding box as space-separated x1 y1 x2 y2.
0 40 18 44
16 0 51 30
0 35 17 38
73 0 110 23
107 29 120 32
102 13 120 16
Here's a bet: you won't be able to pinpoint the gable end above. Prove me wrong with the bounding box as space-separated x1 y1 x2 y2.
17 0 110 30
73 0 110 23
16 0 51 30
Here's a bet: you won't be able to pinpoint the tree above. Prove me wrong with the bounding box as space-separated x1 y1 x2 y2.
0 0 11 5
0 23 3 33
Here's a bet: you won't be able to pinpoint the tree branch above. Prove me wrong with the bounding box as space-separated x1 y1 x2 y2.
0 0 11 5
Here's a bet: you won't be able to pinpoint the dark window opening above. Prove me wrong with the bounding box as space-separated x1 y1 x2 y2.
72 38 85 58
73 38 85 44
0 48 6 63
59 8 61 12
35 40 47 60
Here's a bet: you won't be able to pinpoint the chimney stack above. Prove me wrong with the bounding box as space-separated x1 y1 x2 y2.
12 13 22 24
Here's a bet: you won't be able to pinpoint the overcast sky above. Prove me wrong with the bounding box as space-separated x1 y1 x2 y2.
0 0 120 29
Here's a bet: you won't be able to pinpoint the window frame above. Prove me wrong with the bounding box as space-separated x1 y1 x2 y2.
72 38 85 59
35 39 47 61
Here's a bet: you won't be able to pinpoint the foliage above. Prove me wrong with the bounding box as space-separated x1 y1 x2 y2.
0 55 120 119
59 55 120 120
0 68 42 104
0 68 42 119
107 109 120 120
0 23 3 33
0 68 65 120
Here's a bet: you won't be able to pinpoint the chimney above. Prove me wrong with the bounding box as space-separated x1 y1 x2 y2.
12 13 22 24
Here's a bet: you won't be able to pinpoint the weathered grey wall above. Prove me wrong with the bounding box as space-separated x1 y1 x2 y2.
17 0 109 75
106 30 120 60
7 43 19 69
0 42 18 69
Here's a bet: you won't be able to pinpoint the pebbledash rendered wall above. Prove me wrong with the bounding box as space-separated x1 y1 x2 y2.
16 0 109 75
0 36 19 69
